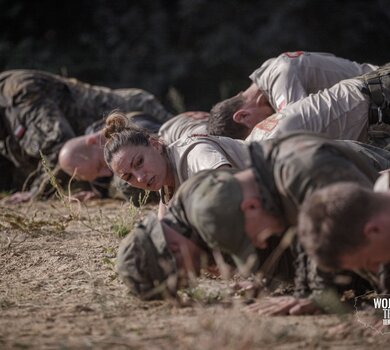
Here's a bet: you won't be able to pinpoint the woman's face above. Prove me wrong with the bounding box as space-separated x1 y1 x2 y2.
110 139 168 191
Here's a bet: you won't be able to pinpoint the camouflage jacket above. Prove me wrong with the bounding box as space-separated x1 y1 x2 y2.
249 132 390 299
164 170 295 284
0 70 171 194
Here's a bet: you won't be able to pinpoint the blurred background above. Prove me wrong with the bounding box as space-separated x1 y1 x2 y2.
1 0 389 112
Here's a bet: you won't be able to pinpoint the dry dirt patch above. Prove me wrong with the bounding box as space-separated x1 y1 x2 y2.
0 200 389 349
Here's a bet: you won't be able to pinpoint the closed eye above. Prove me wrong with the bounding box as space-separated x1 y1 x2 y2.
135 156 143 168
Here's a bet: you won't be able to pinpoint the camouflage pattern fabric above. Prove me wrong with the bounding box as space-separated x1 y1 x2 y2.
249 132 389 224
361 62 390 125
0 70 171 195
249 132 390 297
165 169 295 284
116 212 178 300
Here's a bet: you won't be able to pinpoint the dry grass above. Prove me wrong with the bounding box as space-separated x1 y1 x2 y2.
1 200 389 349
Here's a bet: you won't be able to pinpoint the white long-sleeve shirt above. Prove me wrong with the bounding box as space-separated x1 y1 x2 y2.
247 52 377 141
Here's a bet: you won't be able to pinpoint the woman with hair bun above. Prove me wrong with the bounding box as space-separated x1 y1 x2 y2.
103 111 249 213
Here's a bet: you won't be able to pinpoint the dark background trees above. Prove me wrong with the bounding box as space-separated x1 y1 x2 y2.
0 0 389 112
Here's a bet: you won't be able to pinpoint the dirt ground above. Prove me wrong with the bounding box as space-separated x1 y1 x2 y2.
1 199 389 350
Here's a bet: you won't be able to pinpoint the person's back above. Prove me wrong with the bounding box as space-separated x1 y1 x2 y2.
249 132 389 225
0 69 172 136
166 134 249 188
66 77 172 130
181 132 390 308
208 51 378 139
0 69 172 202
158 112 209 145
251 51 377 112
0 70 99 136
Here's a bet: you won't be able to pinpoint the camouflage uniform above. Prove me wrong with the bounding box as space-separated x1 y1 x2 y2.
0 69 171 195
117 212 178 300
248 132 390 300
117 133 390 301
182 132 390 307
164 169 295 284
117 170 295 300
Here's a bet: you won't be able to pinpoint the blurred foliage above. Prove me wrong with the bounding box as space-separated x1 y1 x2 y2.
0 0 389 111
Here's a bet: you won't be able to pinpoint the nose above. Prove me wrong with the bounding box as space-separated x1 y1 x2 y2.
133 170 147 184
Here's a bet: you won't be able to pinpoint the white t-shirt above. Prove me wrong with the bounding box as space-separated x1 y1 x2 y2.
166 135 249 191
158 114 208 144
247 78 370 142
250 51 377 112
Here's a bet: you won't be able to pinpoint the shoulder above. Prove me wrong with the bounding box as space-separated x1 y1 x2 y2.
374 172 390 192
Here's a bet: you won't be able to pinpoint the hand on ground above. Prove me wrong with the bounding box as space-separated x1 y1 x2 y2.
70 191 101 201
244 296 322 316
2 191 33 204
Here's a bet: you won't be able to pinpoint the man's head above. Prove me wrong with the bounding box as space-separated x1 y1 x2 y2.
174 168 286 272
298 182 390 273
59 132 112 182
208 85 274 139
117 212 206 299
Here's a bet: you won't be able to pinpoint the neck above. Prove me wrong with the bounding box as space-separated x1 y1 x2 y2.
163 148 176 188
165 165 175 187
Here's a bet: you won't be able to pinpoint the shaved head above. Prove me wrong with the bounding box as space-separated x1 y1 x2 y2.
59 133 112 181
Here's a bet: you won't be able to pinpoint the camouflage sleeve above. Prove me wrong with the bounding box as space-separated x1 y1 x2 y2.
6 99 76 194
293 239 316 298
294 239 376 312
10 99 76 162
114 88 173 124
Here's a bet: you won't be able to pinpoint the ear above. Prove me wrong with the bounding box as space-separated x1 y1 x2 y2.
240 197 261 213
233 110 252 128
149 137 163 153
363 219 383 240
85 133 100 146
233 109 246 124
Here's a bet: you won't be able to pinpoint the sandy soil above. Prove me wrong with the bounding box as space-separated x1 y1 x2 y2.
1 199 389 349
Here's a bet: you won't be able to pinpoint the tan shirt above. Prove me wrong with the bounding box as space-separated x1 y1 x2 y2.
250 51 377 112
158 114 208 144
162 135 249 201
247 78 370 142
